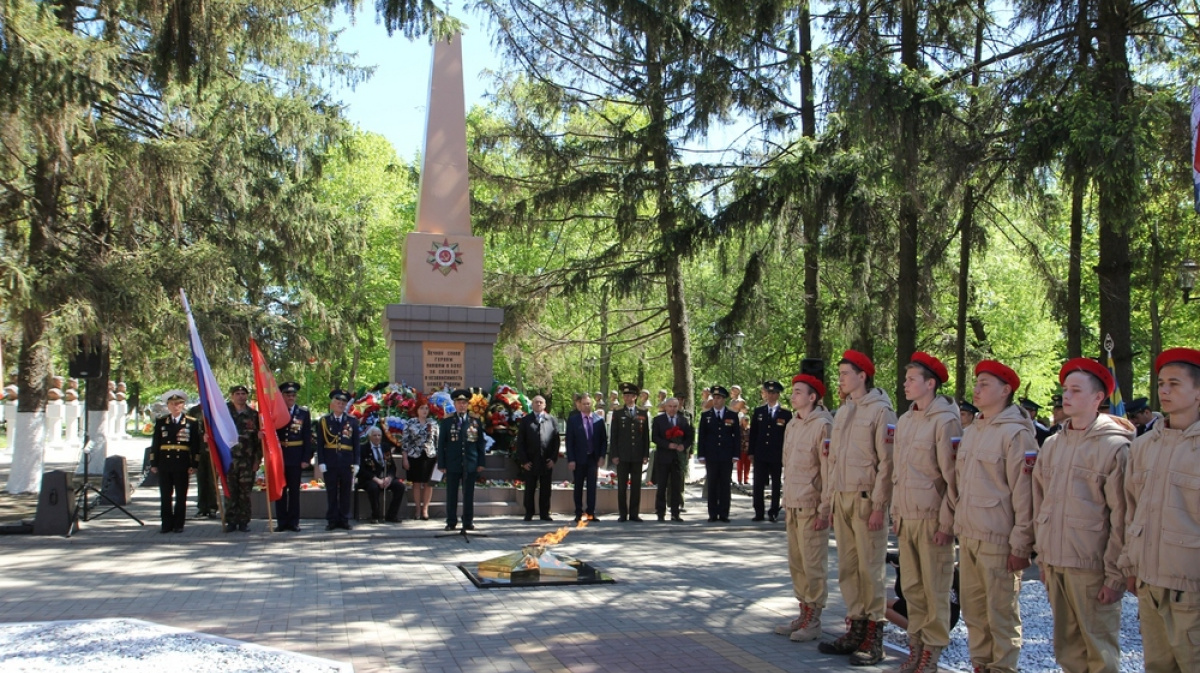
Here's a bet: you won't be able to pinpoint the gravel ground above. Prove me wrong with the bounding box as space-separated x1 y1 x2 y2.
883 580 1144 672
0 619 351 672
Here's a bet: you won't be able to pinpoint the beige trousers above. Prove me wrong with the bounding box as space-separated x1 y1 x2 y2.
898 518 955 647
959 537 1022 673
1139 582 1200 673
832 491 887 621
786 506 828 607
1043 565 1120 673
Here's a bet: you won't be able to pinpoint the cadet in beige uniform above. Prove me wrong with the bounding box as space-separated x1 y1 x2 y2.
775 373 834 642
1032 358 1130 673
954 360 1036 673
818 350 897 666
1120 347 1200 673
890 352 962 673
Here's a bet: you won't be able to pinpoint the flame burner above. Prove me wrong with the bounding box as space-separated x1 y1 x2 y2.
457 521 616 588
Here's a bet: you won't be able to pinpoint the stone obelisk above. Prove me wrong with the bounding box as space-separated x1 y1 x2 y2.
384 33 503 391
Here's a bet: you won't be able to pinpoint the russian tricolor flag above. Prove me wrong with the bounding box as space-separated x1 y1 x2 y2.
181 289 239 497
1192 86 1200 213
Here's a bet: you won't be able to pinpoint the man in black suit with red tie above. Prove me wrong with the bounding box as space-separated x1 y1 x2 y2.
516 395 561 521
699 385 741 523
652 397 692 521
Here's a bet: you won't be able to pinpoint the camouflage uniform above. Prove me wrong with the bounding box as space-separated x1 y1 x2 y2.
225 402 262 526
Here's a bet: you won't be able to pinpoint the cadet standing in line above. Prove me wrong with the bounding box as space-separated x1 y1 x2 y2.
609 382 650 522
224 384 261 533
316 389 360 531
698 385 742 523
1033 358 1131 673
748 380 791 522
438 389 487 531
149 390 202 534
775 373 834 643
275 381 313 532
1119 348 1200 673
818 350 897 667
954 360 1036 673
889 352 962 673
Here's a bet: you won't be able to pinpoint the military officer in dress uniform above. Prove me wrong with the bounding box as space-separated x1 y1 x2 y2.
699 385 742 523
749 380 792 522
225 384 261 533
275 381 312 532
149 390 202 533
316 389 360 531
609 382 651 522
438 389 487 531
1124 397 1162 437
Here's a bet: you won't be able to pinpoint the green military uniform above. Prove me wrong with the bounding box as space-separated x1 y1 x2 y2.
225 391 262 531
188 403 218 518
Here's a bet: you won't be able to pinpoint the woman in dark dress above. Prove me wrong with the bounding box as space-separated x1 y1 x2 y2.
401 397 439 520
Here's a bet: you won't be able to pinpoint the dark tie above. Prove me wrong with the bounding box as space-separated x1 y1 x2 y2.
671 416 676 427
374 445 383 464
584 417 591 442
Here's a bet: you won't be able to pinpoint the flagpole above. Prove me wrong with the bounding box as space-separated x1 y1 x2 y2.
262 435 276 533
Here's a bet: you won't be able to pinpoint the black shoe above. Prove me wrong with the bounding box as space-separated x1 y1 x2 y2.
769 513 778 522
752 516 766 522
587 514 599 521
385 516 400 523
657 514 666 522
326 523 336 531
464 524 475 531
160 527 171 534
238 523 249 532
618 516 627 522
524 514 533 521
719 517 731 523
173 527 184 533
540 515 554 521
708 517 717 522
671 514 684 522
225 524 238 534
420 515 429 521
206 512 218 519
192 511 210 520
630 516 644 522
342 522 354 530
445 524 457 531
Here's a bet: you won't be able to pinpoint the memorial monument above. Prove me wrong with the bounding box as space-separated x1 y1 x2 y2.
384 34 503 390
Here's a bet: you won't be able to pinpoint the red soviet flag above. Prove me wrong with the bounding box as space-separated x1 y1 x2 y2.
250 339 289 502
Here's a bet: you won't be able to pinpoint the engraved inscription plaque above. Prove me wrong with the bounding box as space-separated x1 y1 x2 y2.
423 342 466 391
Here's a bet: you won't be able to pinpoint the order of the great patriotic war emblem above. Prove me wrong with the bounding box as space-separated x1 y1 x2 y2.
428 238 463 275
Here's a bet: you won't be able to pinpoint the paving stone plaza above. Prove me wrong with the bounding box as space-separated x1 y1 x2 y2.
0 441 897 672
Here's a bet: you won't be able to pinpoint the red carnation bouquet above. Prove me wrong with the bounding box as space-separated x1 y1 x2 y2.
665 426 684 440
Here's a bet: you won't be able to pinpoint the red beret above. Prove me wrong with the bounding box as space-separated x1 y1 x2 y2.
1058 358 1114 396
840 350 875 378
1155 348 1200 374
909 351 948 384
791 374 826 400
974 360 1019 392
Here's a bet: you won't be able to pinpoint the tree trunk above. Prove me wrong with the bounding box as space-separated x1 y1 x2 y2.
1149 224 1162 409
646 25 695 415
895 0 921 409
799 0 822 364
1094 0 1135 400
8 308 51 493
955 185 974 400
599 285 611 400
81 334 112 476
1067 167 1085 358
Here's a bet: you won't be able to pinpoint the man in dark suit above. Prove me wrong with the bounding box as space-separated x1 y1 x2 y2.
316 389 360 531
275 381 313 532
699 385 741 523
438 389 487 531
749 380 792 522
149 390 202 533
358 425 405 523
566 393 607 522
609 382 650 522
516 395 561 521
652 397 693 521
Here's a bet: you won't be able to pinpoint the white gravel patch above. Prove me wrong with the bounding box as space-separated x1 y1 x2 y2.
883 580 1143 672
0 619 351 672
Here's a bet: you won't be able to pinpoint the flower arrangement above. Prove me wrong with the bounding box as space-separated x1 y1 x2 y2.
665 426 685 440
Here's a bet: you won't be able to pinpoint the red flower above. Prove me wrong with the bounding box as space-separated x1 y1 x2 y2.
665 426 684 440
